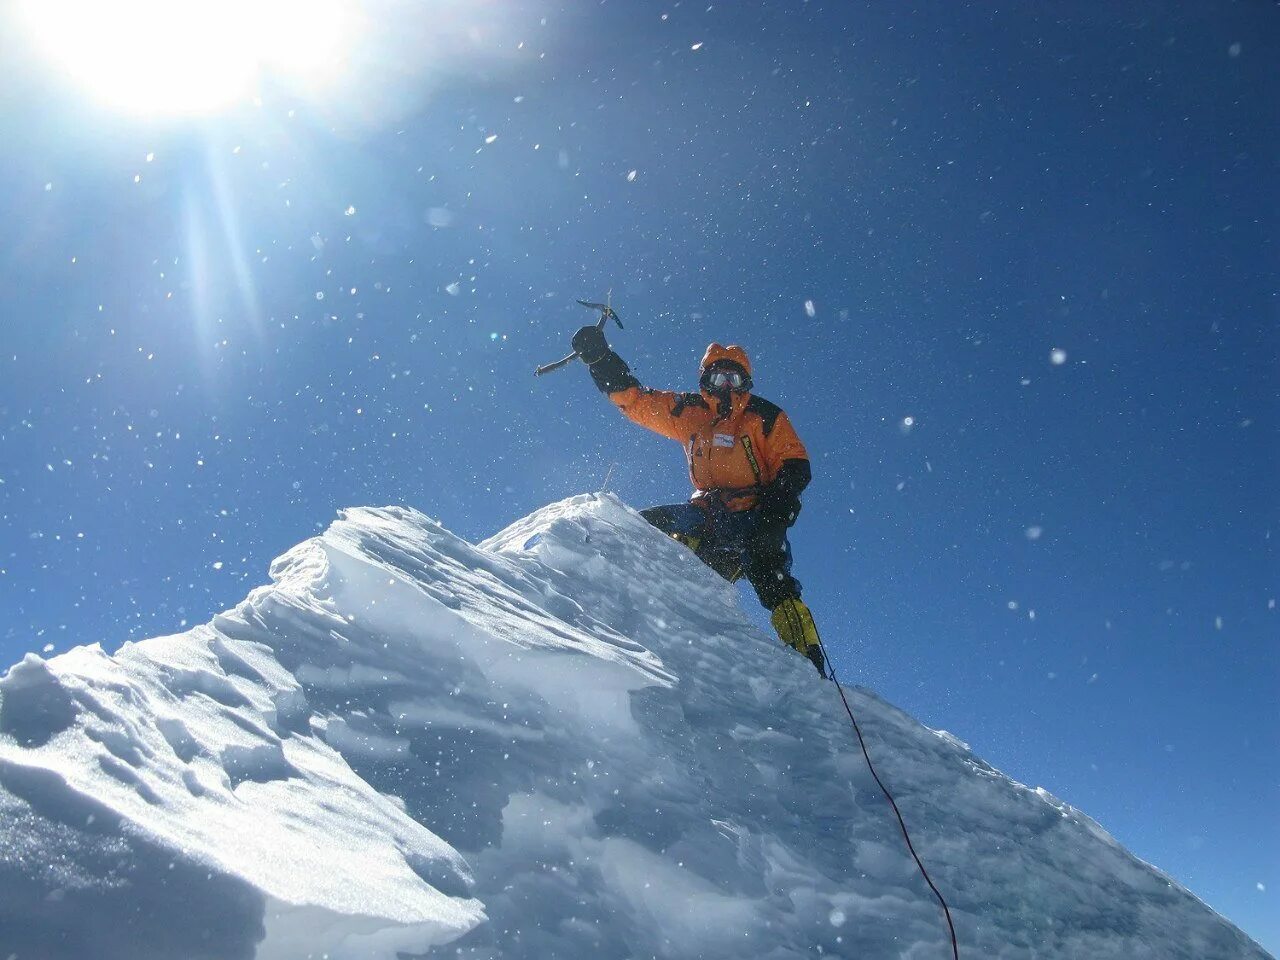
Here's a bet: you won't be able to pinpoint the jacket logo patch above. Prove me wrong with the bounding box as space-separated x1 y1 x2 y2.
713 433 735 448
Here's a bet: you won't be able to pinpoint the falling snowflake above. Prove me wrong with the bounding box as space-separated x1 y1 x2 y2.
427 208 454 227
1050 348 1068 365
626 170 638 182
803 300 816 317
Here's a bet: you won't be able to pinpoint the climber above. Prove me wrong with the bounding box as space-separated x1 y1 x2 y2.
571 323 826 677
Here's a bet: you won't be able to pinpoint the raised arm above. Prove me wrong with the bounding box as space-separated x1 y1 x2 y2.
573 325 690 442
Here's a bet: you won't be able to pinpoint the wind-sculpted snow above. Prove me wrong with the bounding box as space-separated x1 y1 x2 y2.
0 495 1270 959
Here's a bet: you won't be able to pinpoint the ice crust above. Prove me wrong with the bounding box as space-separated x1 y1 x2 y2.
0 494 1270 958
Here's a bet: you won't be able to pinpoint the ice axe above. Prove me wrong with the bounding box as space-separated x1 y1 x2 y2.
534 296 625 377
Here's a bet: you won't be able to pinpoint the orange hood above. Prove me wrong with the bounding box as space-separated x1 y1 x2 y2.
699 343 752 421
699 343 752 376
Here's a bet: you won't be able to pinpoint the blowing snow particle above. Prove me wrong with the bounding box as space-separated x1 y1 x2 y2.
427 208 454 227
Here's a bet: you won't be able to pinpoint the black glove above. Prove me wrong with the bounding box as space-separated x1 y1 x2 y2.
755 483 802 529
571 326 610 365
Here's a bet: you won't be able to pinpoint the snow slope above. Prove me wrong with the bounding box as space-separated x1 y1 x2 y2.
0 494 1270 959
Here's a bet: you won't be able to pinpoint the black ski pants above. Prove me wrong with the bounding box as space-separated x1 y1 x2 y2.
640 502 802 610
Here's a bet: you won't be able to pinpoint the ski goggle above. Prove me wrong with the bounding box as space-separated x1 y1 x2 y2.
704 369 748 390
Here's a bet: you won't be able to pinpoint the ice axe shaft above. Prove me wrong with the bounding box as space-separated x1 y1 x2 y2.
533 296 625 377
534 352 580 377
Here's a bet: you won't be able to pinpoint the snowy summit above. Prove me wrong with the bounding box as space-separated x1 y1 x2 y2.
0 495 1270 959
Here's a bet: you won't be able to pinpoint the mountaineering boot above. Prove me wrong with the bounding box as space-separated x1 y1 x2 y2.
770 598 827 677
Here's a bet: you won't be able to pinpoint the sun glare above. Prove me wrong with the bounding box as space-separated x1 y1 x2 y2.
17 0 351 116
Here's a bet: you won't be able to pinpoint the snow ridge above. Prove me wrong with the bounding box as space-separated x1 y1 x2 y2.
0 494 1271 959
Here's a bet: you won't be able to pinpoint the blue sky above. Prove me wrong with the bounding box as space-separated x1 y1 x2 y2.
1 0 1275 951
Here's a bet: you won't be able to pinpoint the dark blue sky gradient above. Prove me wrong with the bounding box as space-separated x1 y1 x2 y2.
1 1 1276 951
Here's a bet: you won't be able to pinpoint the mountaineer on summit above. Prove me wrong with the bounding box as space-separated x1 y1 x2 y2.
571 323 826 676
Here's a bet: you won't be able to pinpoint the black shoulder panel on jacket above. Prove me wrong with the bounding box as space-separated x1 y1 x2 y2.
745 395 784 436
670 392 710 417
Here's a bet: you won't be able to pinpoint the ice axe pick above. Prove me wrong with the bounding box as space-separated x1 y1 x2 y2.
534 296 625 377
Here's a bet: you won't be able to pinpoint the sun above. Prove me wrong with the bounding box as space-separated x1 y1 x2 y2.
16 0 352 116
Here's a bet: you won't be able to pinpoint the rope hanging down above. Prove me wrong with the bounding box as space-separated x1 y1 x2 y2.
815 634 961 960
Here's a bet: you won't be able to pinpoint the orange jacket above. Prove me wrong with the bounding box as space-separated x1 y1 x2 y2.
590 342 810 511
